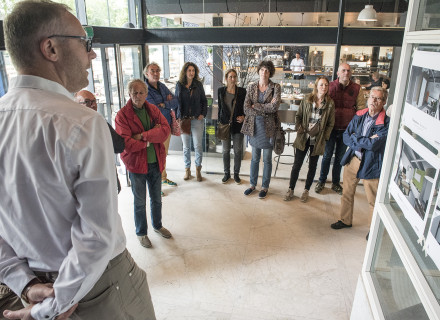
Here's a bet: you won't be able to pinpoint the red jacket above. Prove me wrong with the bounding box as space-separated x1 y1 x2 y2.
115 99 170 174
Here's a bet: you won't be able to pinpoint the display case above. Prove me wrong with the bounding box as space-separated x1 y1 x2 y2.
353 0 440 318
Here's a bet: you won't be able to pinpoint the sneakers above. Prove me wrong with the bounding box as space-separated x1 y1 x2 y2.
222 173 231 183
315 182 325 194
138 235 152 248
300 189 309 202
258 189 268 199
244 187 255 196
284 188 294 201
331 183 343 195
330 220 352 229
162 179 177 187
154 227 172 239
234 173 241 185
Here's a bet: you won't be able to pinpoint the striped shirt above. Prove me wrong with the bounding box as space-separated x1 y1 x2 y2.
307 102 322 145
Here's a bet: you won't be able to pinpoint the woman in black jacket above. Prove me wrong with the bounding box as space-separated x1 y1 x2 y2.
217 69 246 184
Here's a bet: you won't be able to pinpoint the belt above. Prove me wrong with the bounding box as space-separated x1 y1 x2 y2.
33 249 127 283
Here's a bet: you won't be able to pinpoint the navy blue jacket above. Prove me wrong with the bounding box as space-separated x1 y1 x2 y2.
146 79 179 126
175 80 207 119
341 108 390 179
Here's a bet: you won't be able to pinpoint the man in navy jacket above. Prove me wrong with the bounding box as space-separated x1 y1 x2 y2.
331 87 390 231
144 62 179 189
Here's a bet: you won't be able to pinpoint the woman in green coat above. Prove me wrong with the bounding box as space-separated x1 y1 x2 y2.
284 76 335 202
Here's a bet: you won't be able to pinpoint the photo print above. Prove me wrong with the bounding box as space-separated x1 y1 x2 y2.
390 130 440 236
403 50 440 148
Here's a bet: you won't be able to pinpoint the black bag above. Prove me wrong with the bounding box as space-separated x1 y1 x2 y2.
216 123 230 140
272 112 286 156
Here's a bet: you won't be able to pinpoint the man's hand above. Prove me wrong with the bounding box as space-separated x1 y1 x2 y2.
132 133 142 140
197 115 204 120
370 134 379 139
166 94 172 101
236 116 244 123
27 283 54 304
3 303 78 320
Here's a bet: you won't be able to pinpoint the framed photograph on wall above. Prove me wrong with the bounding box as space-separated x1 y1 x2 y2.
402 50 440 149
389 130 440 237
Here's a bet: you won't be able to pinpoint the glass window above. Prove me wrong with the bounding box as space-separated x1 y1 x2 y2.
382 43 440 302
416 0 440 31
85 0 129 27
146 0 339 28
344 0 408 28
371 220 429 319
120 45 143 102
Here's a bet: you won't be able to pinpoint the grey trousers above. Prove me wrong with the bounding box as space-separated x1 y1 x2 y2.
222 133 244 174
71 249 156 320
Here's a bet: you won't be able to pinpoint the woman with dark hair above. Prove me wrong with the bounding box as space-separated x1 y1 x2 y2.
241 60 281 199
218 69 246 184
175 62 207 182
284 76 335 202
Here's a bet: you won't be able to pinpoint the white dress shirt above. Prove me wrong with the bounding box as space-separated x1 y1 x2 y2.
290 58 305 76
0 75 126 319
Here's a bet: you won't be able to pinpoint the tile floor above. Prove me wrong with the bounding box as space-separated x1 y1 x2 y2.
117 149 370 320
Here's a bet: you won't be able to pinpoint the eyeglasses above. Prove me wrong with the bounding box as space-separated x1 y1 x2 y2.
79 99 98 106
47 34 93 52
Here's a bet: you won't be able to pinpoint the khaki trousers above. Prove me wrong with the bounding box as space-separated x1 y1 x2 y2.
161 133 171 181
340 156 379 226
71 249 156 320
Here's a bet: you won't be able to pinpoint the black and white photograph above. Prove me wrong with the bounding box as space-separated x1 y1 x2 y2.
403 50 440 149
390 130 440 236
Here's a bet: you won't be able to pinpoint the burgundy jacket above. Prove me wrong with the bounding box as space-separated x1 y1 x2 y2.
329 79 364 131
115 99 170 174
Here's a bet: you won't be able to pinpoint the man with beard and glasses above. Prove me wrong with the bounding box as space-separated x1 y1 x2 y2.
0 1 156 319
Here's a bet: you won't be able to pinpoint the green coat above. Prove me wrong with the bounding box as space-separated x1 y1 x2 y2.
293 95 335 156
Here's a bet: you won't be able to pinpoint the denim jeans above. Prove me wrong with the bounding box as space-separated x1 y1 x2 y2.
289 139 319 191
128 163 162 236
250 146 273 189
181 119 204 168
222 133 244 174
319 129 347 184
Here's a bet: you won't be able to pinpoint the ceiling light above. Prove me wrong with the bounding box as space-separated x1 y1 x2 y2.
358 5 377 22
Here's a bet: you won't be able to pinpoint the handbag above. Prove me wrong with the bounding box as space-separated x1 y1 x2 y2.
170 109 181 136
307 120 321 137
216 89 237 141
179 117 192 135
272 112 286 156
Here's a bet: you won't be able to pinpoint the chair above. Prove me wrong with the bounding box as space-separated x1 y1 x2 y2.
273 109 297 177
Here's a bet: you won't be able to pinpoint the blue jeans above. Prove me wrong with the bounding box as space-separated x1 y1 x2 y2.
222 133 244 174
129 163 162 236
250 146 273 189
181 119 204 168
319 129 347 185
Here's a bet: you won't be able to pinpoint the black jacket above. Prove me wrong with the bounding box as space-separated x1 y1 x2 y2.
217 86 246 134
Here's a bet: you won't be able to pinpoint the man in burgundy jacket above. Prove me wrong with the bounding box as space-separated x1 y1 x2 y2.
315 63 366 195
116 79 172 248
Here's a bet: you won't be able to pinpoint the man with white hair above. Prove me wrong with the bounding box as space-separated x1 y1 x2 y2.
0 1 156 319
331 87 390 233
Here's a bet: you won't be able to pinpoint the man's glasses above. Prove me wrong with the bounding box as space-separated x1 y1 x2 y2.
47 34 93 52
79 99 98 107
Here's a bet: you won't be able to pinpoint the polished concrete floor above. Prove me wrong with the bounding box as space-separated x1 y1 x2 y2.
117 150 370 320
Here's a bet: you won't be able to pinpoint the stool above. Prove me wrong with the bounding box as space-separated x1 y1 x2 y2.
273 110 297 177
